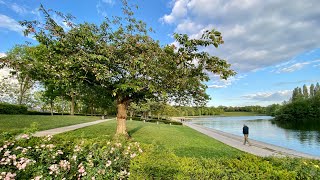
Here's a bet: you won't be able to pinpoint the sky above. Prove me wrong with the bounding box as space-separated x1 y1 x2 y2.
0 0 320 107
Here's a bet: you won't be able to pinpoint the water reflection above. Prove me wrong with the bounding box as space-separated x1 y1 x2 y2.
190 116 320 157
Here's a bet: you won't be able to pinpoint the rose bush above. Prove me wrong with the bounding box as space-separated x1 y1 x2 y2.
0 134 142 179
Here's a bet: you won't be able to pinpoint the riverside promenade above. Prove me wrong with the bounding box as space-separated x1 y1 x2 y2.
184 122 320 160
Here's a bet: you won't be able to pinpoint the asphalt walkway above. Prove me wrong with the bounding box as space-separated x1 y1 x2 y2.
33 118 114 137
184 122 320 160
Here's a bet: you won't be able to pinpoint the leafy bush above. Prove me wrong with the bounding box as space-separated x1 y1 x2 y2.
0 103 28 115
0 134 143 179
131 117 182 125
27 111 103 116
130 147 320 179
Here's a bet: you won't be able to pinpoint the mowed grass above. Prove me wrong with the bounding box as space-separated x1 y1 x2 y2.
0 115 102 134
57 120 244 159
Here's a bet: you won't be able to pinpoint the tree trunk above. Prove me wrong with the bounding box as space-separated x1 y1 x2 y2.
116 99 128 136
91 103 94 116
50 100 54 116
18 81 24 105
129 111 133 121
61 96 64 116
71 92 75 115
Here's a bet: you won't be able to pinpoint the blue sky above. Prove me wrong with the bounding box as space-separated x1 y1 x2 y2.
1 0 320 107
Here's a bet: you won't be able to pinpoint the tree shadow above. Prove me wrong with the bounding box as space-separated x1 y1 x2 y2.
128 125 144 137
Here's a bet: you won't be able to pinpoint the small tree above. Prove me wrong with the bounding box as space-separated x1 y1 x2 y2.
0 45 35 105
303 84 309 99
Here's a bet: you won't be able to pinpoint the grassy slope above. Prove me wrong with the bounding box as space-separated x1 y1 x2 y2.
57 120 244 159
0 115 101 134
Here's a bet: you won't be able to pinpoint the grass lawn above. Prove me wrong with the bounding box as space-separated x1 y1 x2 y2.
0 115 102 135
56 120 244 159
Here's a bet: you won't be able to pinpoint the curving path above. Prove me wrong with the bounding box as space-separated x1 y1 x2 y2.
33 118 114 137
184 122 320 160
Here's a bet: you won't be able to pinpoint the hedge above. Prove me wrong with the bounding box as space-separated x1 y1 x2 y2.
130 146 320 180
0 103 28 114
131 117 182 125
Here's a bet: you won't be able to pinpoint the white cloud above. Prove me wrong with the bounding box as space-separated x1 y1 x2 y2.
208 74 247 88
0 52 6 58
0 1 29 15
274 59 320 73
175 20 203 34
96 0 115 17
10 3 28 15
274 79 318 86
161 0 188 24
0 14 24 33
278 62 310 73
208 84 226 88
242 90 291 102
102 0 114 5
162 0 320 72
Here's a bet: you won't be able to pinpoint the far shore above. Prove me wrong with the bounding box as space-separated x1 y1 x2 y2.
171 112 267 121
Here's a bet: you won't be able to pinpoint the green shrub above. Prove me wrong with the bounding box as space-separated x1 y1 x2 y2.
0 135 143 179
27 111 104 116
130 146 180 179
131 117 182 125
130 147 320 180
0 103 28 114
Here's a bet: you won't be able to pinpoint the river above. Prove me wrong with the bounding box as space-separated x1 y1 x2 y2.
190 116 320 157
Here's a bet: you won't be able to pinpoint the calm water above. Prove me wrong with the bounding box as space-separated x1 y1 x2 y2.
190 116 320 157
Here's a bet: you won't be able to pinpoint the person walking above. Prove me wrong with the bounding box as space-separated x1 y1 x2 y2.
243 124 251 146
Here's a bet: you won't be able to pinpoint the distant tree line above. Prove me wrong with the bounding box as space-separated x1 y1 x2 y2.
271 83 320 123
126 102 266 119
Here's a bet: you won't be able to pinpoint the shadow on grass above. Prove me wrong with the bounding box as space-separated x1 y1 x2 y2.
128 125 144 137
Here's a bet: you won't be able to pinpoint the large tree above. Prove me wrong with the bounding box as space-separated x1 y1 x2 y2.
20 1 235 136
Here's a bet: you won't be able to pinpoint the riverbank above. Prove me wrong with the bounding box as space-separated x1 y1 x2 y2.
184 122 320 160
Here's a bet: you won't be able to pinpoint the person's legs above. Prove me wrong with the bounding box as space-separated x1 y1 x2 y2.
244 134 251 146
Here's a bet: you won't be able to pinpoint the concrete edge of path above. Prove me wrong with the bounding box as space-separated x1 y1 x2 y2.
33 118 115 137
184 122 320 160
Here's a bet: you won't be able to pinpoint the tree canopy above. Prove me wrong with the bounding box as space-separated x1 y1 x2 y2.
17 1 235 135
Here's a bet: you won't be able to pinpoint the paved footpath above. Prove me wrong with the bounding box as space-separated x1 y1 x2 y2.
184 122 320 160
33 119 114 137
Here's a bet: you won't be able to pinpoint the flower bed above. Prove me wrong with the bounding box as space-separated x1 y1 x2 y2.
0 134 142 179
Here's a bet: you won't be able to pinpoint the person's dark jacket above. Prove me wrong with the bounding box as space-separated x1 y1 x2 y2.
243 126 249 134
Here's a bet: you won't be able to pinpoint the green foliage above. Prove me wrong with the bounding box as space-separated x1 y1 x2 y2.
128 101 266 117
1 45 36 105
0 135 142 179
130 149 320 179
265 104 281 116
131 117 182 125
0 103 28 114
18 1 236 134
275 82 320 123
